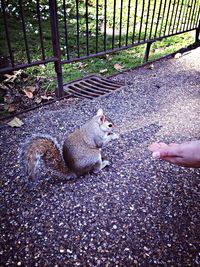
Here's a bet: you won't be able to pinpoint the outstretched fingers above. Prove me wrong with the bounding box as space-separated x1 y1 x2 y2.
148 142 169 152
148 142 182 159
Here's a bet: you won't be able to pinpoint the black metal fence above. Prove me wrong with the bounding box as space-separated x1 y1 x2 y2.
1 0 200 97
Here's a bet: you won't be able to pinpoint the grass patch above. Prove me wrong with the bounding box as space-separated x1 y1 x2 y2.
24 31 195 92
0 0 199 92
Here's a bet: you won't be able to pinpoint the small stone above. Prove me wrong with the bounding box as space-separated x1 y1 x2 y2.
144 246 150 251
147 63 154 69
174 53 181 59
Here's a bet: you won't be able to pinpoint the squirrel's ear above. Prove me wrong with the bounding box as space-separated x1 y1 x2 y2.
96 108 103 116
98 114 105 124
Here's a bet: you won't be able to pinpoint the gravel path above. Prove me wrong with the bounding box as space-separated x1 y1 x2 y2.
1 47 200 267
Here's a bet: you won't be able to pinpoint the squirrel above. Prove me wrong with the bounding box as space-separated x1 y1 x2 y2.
22 108 119 185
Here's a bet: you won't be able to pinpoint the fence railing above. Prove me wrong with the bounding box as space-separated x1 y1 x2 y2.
0 0 200 97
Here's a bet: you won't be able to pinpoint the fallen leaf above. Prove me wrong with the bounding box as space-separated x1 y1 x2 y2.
35 97 42 104
23 90 33 98
25 86 35 93
114 63 122 70
41 95 53 100
99 69 108 74
8 117 24 127
7 104 16 113
23 86 35 98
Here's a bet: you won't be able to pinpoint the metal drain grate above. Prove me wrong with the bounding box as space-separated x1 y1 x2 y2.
63 75 125 99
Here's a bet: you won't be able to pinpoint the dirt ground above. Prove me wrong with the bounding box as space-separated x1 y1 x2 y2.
1 46 200 266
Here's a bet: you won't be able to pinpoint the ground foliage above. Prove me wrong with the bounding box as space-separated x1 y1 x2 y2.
0 69 54 118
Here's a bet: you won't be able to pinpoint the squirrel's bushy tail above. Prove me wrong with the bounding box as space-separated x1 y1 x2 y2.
23 136 73 183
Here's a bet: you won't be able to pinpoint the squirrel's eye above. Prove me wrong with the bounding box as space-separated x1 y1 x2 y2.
108 124 112 127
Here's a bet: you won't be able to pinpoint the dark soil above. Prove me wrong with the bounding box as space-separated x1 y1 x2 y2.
1 47 200 266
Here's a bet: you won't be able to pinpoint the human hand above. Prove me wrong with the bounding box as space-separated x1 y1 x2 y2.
148 141 200 168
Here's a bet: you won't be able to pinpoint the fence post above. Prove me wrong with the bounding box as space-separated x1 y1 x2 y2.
49 0 64 98
195 19 200 43
144 42 153 63
196 29 200 43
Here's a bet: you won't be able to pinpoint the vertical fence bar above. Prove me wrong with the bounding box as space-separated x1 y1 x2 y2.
132 0 138 43
175 0 184 33
49 0 63 97
85 0 89 56
191 2 198 30
195 7 200 29
19 0 31 63
144 0 151 41
138 0 145 42
126 0 131 46
159 0 167 37
171 0 180 34
112 0 116 49
193 6 200 29
63 0 70 60
1 0 14 67
196 28 200 43
181 0 189 32
96 0 99 53
188 1 197 30
154 0 163 38
104 0 107 51
75 0 80 57
119 0 123 47
168 0 176 35
149 0 157 39
36 0 45 61
144 41 152 62
185 0 194 31
164 0 172 36
195 8 200 43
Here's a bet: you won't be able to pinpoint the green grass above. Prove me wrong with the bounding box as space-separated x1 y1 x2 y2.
0 0 199 92
22 31 195 92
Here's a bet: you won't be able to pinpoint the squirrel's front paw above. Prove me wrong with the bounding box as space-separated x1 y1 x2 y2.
93 160 110 173
112 133 120 140
102 160 110 167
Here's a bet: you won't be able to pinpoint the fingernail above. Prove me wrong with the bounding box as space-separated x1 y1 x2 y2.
152 151 160 159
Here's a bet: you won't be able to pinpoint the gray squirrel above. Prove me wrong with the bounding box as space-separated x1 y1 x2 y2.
23 108 119 183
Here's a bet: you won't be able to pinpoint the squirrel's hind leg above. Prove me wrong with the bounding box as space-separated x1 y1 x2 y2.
93 159 110 173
